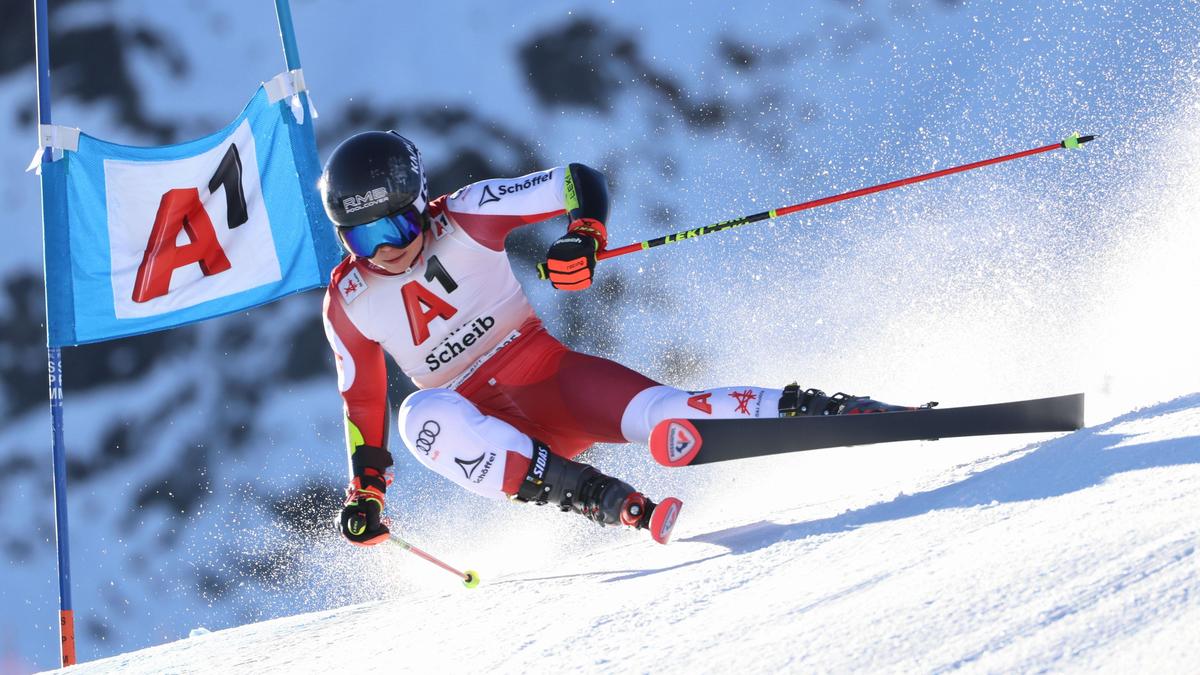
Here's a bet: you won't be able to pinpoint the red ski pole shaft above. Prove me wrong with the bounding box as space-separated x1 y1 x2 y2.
536 133 1094 277
388 534 480 588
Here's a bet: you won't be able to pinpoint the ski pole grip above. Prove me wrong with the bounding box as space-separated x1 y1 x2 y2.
536 262 549 280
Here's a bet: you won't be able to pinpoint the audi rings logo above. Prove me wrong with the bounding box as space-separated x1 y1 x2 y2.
414 420 441 455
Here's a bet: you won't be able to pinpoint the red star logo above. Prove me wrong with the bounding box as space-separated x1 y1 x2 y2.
729 389 757 415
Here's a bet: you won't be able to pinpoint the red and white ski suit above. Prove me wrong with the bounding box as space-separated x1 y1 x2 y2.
322 166 783 499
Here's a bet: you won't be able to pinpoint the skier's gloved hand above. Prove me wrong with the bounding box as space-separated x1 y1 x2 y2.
339 474 390 546
545 219 607 291
338 445 394 546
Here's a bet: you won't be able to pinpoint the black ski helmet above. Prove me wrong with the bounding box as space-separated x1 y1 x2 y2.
319 130 428 228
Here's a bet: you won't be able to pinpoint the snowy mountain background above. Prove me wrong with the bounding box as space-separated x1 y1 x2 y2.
1 0 1198 672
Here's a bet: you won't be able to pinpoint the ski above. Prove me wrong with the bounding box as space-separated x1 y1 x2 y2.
649 393 1084 467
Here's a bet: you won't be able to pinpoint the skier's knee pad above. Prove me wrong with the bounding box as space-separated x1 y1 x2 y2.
398 388 534 499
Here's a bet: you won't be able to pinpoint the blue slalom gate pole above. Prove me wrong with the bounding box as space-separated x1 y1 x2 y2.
274 0 303 70
33 0 76 666
272 0 334 267
273 0 316 129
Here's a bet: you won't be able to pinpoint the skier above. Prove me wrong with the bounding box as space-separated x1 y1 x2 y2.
321 131 917 547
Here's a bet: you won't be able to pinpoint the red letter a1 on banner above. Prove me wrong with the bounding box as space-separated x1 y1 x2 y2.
40 86 344 346
132 188 232 303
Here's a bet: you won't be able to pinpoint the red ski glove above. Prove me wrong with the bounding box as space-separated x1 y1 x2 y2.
545 218 608 291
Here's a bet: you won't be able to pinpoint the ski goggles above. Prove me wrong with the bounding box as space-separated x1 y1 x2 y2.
337 205 427 258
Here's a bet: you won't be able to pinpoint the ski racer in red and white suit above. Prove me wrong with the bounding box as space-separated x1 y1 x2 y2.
320 131 906 546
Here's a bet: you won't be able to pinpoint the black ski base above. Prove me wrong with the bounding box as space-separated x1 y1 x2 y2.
650 393 1084 467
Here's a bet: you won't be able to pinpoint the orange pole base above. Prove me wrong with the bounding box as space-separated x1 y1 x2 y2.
60 609 76 666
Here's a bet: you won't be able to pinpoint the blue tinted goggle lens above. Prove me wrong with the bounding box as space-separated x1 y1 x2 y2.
338 207 426 257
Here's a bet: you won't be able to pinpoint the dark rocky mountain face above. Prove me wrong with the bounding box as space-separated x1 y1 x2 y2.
2 0 185 139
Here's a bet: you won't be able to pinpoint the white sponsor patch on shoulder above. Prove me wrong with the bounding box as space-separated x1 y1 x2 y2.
432 213 455 240
338 267 368 304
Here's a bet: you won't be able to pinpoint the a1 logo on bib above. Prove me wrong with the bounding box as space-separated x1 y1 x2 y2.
432 214 455 240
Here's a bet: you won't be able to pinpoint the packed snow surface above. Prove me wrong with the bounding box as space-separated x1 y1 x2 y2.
60 396 1200 673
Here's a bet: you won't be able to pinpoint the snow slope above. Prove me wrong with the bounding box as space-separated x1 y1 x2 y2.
4 0 1200 671
58 395 1200 673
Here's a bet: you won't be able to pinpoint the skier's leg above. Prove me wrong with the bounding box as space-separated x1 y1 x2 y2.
397 388 535 500
460 330 660 458
619 385 782 442
620 384 927 443
520 346 917 444
398 388 680 542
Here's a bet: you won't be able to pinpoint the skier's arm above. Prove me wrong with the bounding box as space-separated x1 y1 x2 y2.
322 288 394 545
543 162 608 289
323 288 390 456
436 163 610 252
